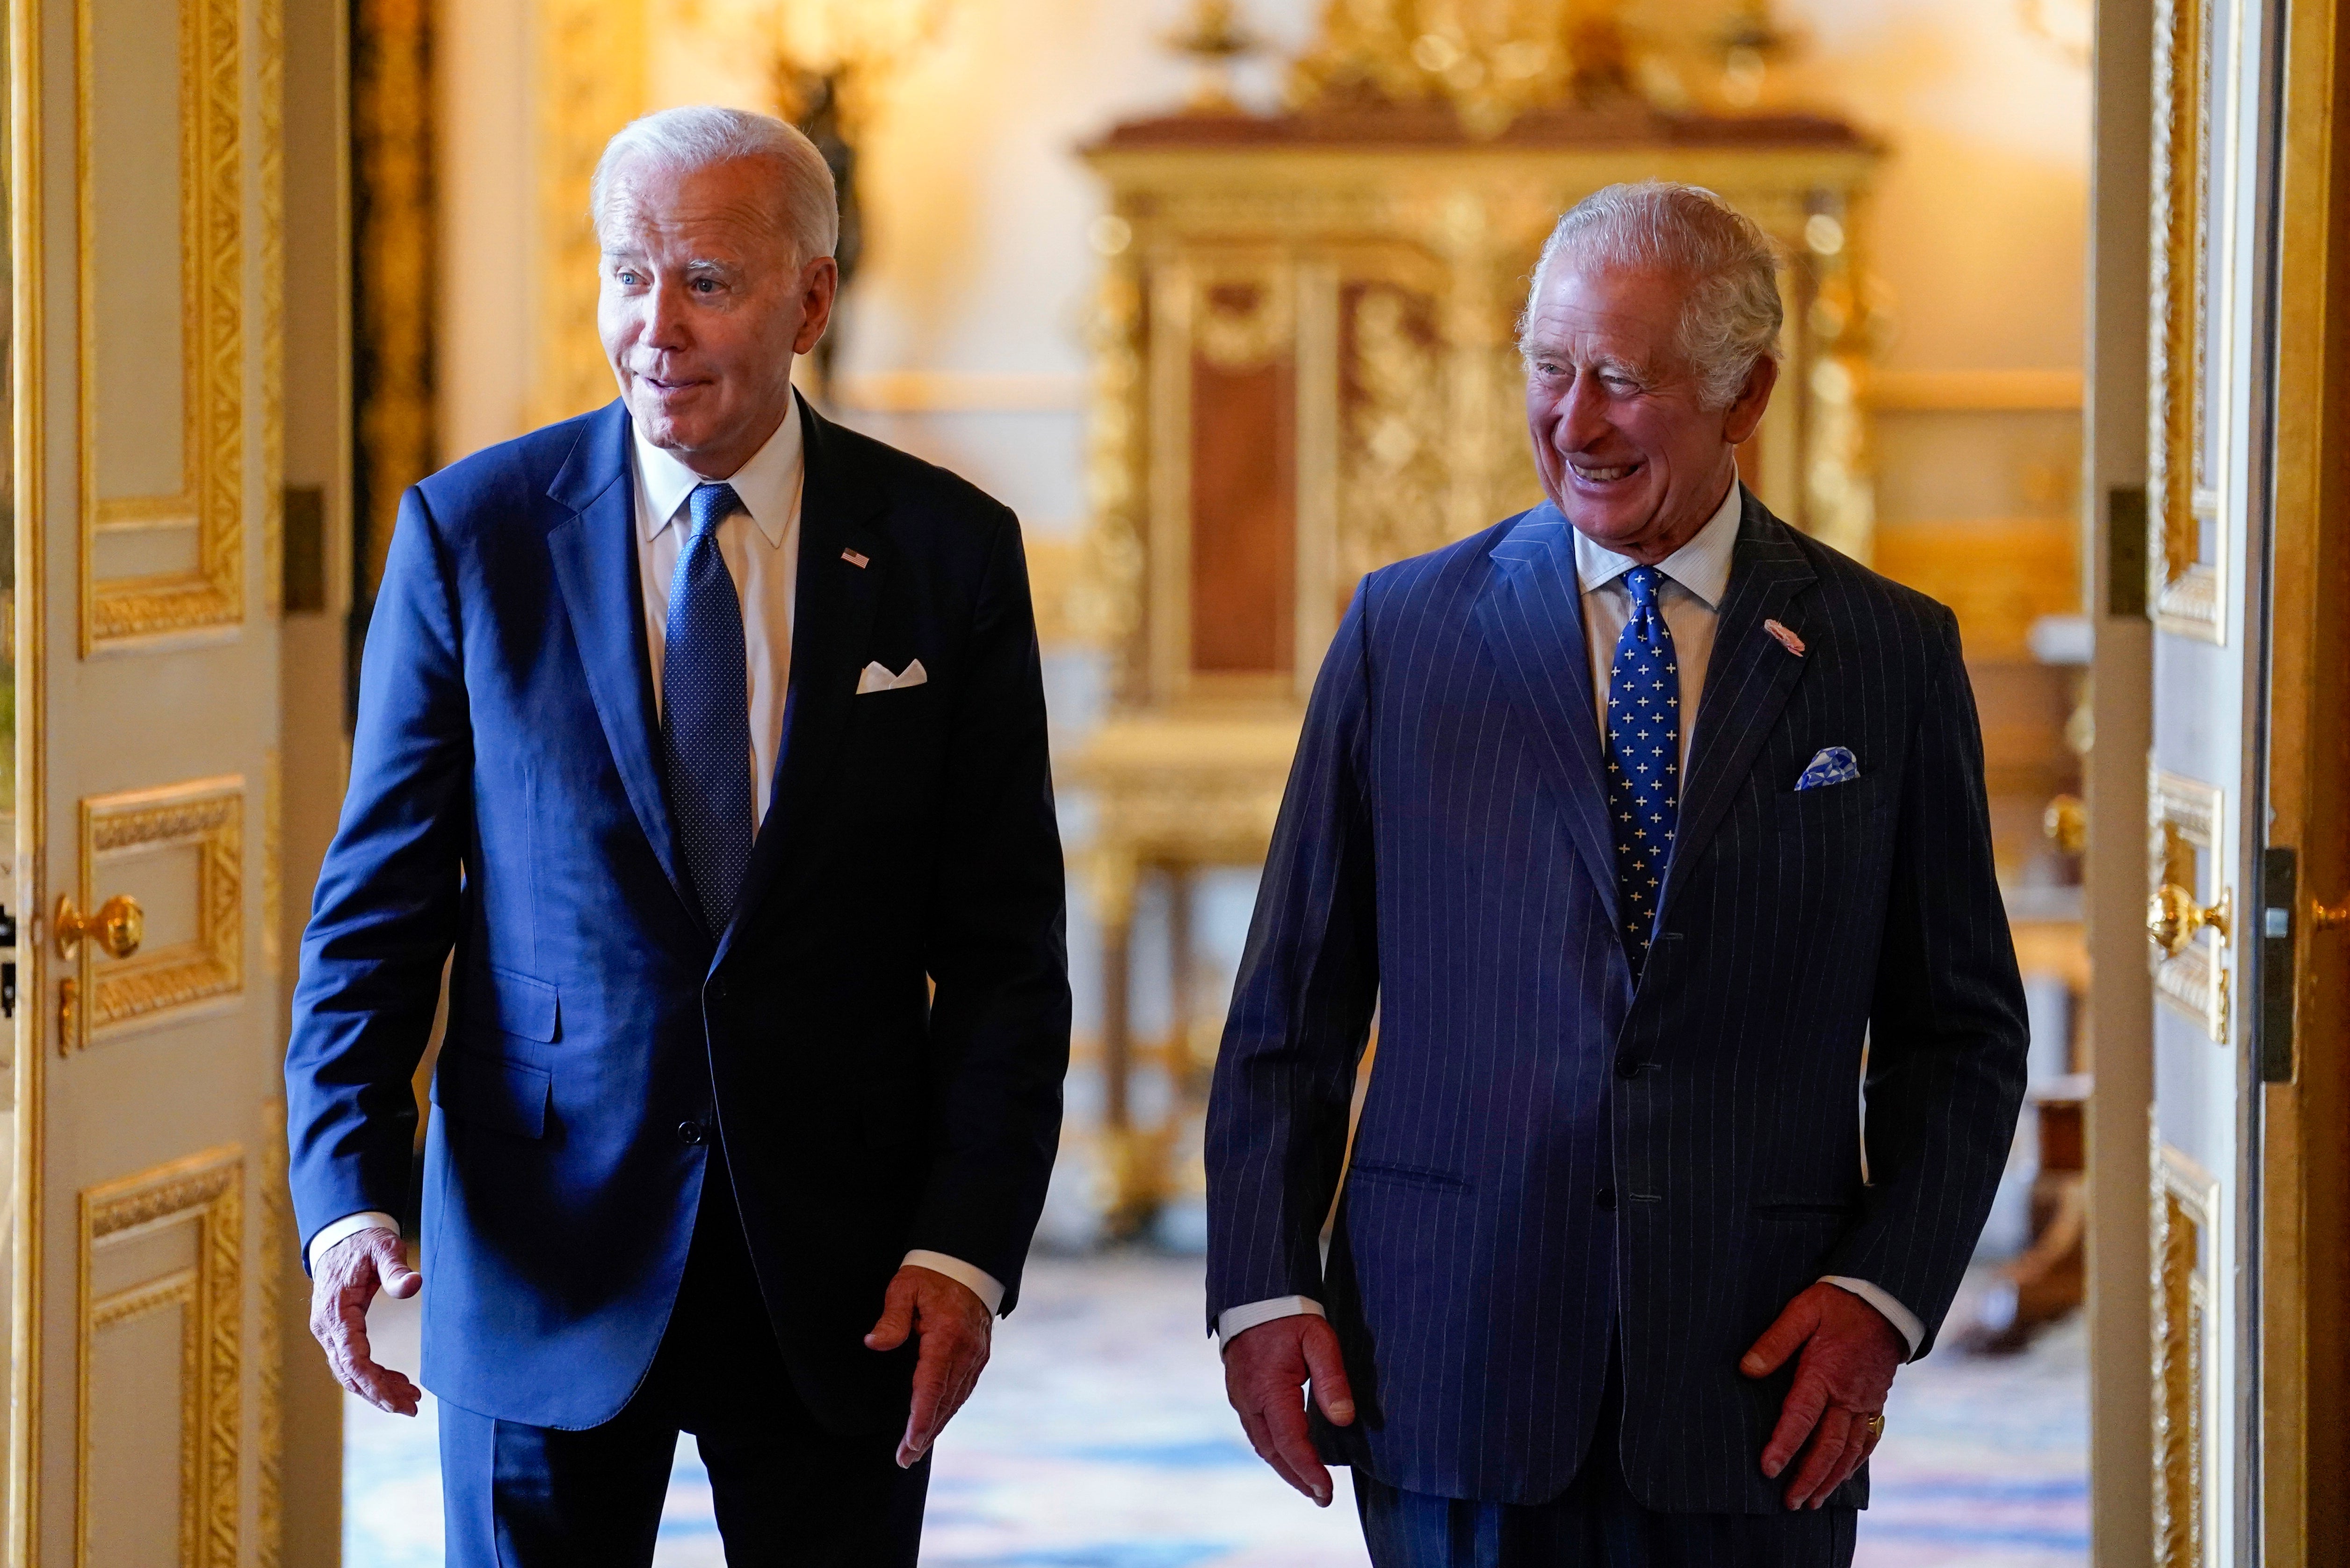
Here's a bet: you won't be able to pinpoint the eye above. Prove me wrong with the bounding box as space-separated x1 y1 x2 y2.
614 267 644 286
691 276 721 295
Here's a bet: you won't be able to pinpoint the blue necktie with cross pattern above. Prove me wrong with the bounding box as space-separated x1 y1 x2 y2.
1604 564 1681 975
660 481 756 937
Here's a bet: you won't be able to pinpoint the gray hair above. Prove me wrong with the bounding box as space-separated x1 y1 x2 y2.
591 105 839 268
1518 181 1784 409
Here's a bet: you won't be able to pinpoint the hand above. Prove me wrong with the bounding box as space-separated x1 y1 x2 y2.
1741 1282 1905 1509
1223 1314 1356 1508
864 1264 992 1468
308 1227 424 1416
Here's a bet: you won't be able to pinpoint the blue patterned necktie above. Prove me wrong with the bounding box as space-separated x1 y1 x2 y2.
1604 565 1681 974
661 482 755 936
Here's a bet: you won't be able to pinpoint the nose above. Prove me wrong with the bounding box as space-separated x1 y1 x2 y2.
638 277 691 353
1555 369 1613 453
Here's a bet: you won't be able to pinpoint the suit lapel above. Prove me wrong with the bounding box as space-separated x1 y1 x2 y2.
543 402 696 919
717 395 885 961
1470 505 1622 930
1657 494 1817 918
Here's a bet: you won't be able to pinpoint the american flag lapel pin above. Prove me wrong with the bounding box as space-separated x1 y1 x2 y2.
840 548 870 569
1763 618 1806 657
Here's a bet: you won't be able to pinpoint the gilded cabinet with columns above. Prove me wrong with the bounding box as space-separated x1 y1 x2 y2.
1072 108 1882 1229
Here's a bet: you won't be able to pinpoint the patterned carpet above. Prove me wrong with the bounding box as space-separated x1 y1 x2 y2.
345 1255 2086 1567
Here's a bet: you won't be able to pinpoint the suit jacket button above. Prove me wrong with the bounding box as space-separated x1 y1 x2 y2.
677 1120 705 1146
1595 1185 1617 1211
1615 1058 1644 1079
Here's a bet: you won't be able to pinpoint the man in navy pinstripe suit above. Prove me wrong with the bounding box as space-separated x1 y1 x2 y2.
1204 182 2028 1566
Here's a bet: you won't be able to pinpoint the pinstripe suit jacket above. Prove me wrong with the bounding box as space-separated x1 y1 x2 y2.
1204 490 2028 1511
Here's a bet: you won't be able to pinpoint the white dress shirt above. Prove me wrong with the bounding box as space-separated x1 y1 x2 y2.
309 402 1006 1315
1216 479 1923 1356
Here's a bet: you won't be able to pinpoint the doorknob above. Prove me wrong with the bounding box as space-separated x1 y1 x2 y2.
55 893 143 961
2148 882 2229 961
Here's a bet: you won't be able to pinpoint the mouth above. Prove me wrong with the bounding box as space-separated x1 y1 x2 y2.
1568 459 1643 484
635 372 707 397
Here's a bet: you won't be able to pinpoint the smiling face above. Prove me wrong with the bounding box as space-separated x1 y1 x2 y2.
1521 264 1775 564
597 154 838 479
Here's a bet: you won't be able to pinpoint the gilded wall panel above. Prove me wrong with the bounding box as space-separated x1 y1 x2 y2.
2148 763 2228 1043
63 776 245 1054
2147 0 2227 642
77 1147 244 1568
2152 1138 2219 1568
76 0 246 652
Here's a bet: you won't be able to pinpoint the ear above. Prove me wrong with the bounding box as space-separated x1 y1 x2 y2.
793 255 841 357
1720 354 1779 445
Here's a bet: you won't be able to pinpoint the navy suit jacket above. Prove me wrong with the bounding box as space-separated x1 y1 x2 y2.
1204 491 2027 1510
286 397 1070 1433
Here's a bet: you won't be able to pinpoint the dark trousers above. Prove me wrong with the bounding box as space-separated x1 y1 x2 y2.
1354 1345 1856 1568
439 1151 929 1568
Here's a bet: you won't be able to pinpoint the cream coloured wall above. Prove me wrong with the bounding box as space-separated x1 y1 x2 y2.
435 0 539 464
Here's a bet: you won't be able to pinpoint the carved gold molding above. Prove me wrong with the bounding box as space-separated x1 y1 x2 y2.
2152 1135 2219 1568
2147 0 2227 643
257 0 284 618
2149 761 2228 1043
65 777 245 1054
256 1102 287 1568
260 747 280 978
76 1146 243 1568
74 0 247 653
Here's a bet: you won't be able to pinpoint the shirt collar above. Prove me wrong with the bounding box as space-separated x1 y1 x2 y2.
1570 476 1744 610
631 396 803 551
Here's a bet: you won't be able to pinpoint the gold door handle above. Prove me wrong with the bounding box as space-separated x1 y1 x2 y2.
55 893 143 961
2148 882 2229 960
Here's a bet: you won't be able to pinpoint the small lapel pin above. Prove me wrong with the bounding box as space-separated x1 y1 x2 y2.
1763 619 1806 657
840 548 869 569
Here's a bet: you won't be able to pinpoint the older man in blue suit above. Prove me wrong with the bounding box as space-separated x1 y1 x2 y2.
1205 181 2028 1566
287 107 1068 1566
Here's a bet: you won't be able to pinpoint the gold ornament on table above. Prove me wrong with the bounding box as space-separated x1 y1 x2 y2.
1288 0 1637 137
1166 0 1265 115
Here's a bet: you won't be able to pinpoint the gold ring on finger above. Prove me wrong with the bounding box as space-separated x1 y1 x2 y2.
1865 1412 1886 1440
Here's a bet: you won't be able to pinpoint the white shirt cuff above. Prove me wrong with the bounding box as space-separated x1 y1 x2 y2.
307 1211 401 1273
902 1250 1006 1315
1820 1276 1924 1357
1215 1295 1326 1349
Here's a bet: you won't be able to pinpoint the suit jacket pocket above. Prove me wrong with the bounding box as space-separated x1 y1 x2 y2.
1777 772 1886 809
432 1047 552 1139
1347 1159 1473 1195
466 965 559 1043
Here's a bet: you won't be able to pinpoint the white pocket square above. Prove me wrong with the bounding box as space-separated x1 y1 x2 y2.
856 658 927 694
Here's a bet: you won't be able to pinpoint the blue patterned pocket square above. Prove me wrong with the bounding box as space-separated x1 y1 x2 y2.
1794 747 1861 790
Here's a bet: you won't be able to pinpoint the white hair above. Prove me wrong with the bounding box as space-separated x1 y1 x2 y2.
1518 181 1784 410
590 105 839 267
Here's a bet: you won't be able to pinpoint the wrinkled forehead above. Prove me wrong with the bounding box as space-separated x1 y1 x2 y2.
597 153 792 261
1521 264 1691 364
